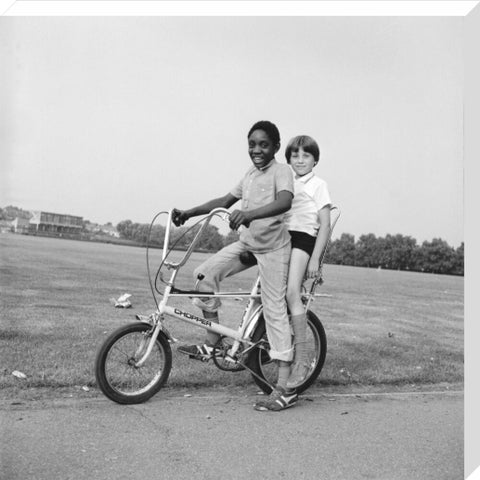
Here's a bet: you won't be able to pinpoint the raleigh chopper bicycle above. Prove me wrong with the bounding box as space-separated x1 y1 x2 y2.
95 207 340 404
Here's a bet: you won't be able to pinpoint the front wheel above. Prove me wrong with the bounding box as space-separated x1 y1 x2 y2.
95 322 172 404
248 310 327 394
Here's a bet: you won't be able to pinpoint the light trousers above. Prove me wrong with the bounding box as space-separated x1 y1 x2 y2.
193 240 293 362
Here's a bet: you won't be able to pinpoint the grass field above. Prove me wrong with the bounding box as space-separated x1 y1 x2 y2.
0 233 464 400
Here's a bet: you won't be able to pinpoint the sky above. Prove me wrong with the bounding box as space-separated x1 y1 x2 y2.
0 14 464 246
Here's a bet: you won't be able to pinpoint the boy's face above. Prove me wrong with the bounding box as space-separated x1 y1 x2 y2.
289 147 316 177
248 129 280 170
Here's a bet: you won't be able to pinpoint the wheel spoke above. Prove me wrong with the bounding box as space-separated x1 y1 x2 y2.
111 344 132 359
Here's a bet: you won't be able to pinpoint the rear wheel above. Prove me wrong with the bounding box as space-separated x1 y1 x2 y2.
248 310 327 394
95 322 172 404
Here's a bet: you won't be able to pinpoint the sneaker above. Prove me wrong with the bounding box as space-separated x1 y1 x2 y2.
286 361 310 389
254 387 298 412
177 343 215 362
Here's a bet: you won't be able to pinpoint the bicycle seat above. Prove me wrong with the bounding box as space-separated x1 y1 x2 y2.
239 251 257 266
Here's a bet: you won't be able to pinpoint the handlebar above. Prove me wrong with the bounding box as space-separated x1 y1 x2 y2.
162 207 232 268
209 207 231 224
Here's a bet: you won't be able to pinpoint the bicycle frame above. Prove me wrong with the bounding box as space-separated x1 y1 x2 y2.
136 208 264 366
136 206 340 368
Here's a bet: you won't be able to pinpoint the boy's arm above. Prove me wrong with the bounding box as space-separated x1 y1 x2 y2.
172 193 239 226
229 190 293 231
306 206 331 278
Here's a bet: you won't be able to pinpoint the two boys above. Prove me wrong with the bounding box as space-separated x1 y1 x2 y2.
172 120 297 411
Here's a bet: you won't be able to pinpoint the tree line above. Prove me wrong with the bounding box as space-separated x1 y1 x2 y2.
3 206 462 276
326 233 463 276
116 220 463 276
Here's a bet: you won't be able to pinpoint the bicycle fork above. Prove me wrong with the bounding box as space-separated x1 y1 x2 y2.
132 321 162 368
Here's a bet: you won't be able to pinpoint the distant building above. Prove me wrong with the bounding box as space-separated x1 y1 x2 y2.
84 221 120 238
11 217 29 233
28 211 83 235
99 224 120 238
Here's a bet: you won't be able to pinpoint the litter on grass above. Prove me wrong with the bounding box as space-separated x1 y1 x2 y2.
110 293 132 308
12 370 27 379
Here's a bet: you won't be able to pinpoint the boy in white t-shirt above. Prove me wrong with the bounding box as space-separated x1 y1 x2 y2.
283 135 332 388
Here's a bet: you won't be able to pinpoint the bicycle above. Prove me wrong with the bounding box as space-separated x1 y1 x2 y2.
95 207 340 404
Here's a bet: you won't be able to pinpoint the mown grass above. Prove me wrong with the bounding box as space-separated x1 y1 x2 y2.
0 233 463 400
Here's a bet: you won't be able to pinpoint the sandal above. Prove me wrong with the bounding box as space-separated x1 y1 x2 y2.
254 387 298 411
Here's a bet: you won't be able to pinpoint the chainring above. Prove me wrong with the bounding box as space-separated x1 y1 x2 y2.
212 338 246 372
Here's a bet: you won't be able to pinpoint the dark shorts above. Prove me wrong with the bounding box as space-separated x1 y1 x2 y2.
289 230 316 256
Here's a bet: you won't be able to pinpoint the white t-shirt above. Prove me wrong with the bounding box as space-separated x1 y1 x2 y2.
284 171 331 237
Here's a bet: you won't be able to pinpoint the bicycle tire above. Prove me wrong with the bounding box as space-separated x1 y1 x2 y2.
247 310 327 395
95 322 172 404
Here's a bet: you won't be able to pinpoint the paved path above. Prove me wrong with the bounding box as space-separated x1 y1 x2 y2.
1 388 463 480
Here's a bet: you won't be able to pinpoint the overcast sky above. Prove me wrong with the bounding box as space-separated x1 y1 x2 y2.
0 15 464 246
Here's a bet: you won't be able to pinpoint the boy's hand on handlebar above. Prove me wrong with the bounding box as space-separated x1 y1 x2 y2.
306 269 321 280
172 208 189 227
229 210 251 231
306 257 322 279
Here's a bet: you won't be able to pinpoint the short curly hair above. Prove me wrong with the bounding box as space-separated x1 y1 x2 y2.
285 135 320 164
247 120 281 146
